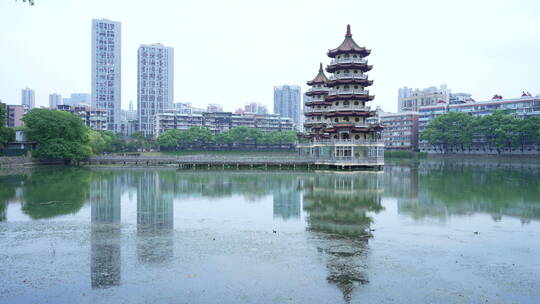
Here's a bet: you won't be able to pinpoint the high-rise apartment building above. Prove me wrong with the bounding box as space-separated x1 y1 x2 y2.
21 87 35 109
244 103 268 115
6 105 25 128
137 43 174 136
49 93 62 109
380 112 419 151
398 85 450 112
273 85 301 131
64 93 91 107
92 19 121 131
207 103 223 113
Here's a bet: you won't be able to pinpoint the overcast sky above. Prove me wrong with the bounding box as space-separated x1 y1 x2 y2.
1 0 539 112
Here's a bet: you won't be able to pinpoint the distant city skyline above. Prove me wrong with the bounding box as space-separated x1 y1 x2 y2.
1 0 540 113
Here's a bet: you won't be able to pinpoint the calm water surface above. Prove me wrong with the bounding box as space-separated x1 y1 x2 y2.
0 158 539 304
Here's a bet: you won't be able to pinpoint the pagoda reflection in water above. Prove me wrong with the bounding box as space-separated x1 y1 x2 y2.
303 172 383 303
90 174 122 289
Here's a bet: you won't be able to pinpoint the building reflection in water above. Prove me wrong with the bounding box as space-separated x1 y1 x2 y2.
90 174 122 289
303 172 383 304
137 171 174 264
273 191 302 220
273 177 302 220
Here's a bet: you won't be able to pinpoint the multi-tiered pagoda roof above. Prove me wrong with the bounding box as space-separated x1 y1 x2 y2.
327 25 371 58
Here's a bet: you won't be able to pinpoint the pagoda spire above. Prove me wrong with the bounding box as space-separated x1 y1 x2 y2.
346 24 352 37
319 62 323 72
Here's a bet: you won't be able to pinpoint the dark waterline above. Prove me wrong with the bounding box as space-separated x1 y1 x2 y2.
1 158 539 304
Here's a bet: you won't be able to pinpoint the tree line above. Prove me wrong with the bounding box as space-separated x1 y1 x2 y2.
156 126 297 150
0 102 16 154
421 111 540 153
9 109 151 163
3 108 297 163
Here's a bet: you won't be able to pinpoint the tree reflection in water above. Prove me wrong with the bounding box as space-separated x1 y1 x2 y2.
385 160 540 222
303 172 384 303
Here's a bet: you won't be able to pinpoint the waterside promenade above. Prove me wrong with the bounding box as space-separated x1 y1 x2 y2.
86 154 384 170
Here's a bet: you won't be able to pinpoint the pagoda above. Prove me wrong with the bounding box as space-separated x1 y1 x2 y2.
300 25 384 168
304 63 330 139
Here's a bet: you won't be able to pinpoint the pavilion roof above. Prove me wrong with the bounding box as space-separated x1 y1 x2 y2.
307 63 329 85
328 25 370 57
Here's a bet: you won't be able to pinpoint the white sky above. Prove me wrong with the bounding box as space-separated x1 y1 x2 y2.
1 0 539 112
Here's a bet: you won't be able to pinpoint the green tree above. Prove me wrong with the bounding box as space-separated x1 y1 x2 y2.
421 112 474 152
516 117 540 151
215 131 233 146
88 130 107 154
22 109 92 163
184 127 214 145
0 102 7 127
0 102 15 151
131 131 154 151
156 129 183 149
477 111 520 152
278 130 297 144
0 127 15 150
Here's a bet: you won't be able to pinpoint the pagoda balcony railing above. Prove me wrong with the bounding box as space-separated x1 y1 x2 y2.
306 105 371 113
308 86 330 92
306 96 325 103
326 105 371 112
329 73 368 80
330 58 368 65
328 89 369 96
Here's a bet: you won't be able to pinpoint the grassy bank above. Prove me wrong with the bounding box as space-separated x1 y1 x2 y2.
384 150 428 158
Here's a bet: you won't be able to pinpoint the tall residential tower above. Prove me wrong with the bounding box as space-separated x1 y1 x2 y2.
274 85 301 131
49 93 62 109
92 19 121 131
21 87 35 109
137 43 174 136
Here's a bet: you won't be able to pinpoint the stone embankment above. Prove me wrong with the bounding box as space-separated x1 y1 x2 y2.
85 154 384 170
0 156 64 169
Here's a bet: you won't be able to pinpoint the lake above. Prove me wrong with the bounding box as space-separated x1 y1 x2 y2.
0 158 539 304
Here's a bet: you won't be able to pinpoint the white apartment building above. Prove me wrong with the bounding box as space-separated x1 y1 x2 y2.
154 112 294 137
63 93 91 107
91 19 121 132
398 84 450 112
57 105 108 131
21 87 35 109
137 43 174 136
49 93 62 109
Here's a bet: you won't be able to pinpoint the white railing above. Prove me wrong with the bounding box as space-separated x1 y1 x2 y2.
310 156 384 165
306 96 325 103
328 89 369 96
330 58 367 65
308 139 383 145
329 73 368 80
308 86 330 92
305 106 371 114
325 105 371 112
